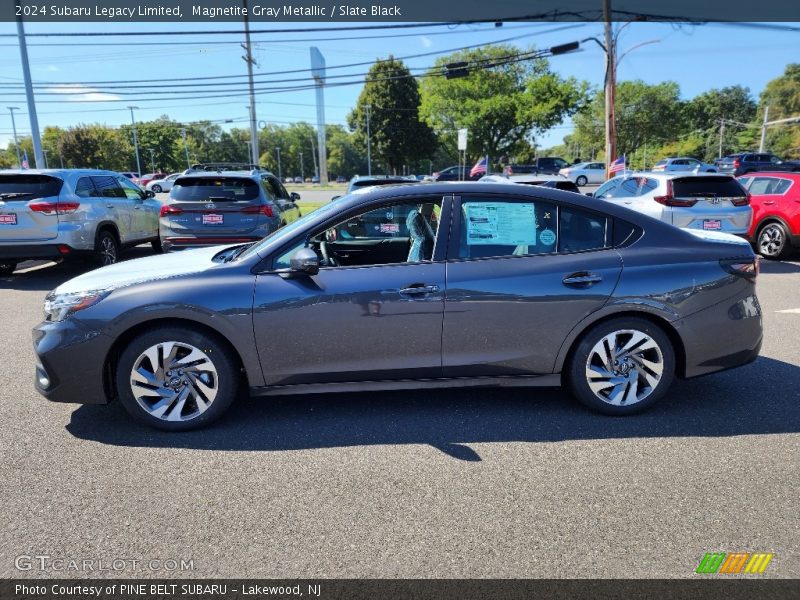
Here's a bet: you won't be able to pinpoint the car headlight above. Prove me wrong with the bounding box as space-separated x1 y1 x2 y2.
43 289 110 322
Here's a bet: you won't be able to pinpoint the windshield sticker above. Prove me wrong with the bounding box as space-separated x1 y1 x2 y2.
464 202 538 245
380 223 400 233
539 228 556 246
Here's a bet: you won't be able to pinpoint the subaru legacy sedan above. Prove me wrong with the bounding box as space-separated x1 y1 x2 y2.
34 183 763 431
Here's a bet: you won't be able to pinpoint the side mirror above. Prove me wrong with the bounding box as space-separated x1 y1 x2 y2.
290 192 301 201
144 190 156 199
289 247 319 275
331 195 341 202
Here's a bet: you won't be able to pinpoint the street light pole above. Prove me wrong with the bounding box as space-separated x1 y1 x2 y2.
7 107 21 167
275 147 282 180
179 127 190 168
15 3 43 168
365 104 372 176
759 106 770 152
299 151 304 180
127 106 142 177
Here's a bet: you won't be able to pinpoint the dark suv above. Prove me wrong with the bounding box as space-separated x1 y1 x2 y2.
717 152 800 176
504 157 570 176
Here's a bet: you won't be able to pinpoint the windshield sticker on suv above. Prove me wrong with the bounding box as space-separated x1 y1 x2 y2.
464 202 538 245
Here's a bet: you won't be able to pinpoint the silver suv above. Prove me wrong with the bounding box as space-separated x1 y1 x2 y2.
591 172 752 235
0 169 161 275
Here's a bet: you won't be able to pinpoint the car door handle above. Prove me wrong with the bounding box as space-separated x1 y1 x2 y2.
399 284 439 295
763 200 775 205
133 205 141 209
562 272 603 286
106 204 114 209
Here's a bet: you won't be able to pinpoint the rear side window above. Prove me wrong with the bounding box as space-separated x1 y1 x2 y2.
672 177 747 198
171 177 260 201
559 207 607 253
749 177 791 195
91 176 125 199
0 174 63 200
74 177 95 198
616 177 657 198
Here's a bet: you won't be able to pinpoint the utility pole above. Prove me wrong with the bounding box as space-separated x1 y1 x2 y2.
719 119 725 159
15 3 43 168
7 107 21 167
148 149 156 173
299 151 304 180
179 127 190 168
242 0 259 166
275 147 282 180
603 0 617 177
127 106 142 177
365 104 372 176
759 105 770 152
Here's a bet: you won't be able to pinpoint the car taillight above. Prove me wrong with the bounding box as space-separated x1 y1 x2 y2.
733 159 740 168
653 180 698 207
720 257 759 281
432 172 440 178
29 201 80 215
160 204 183 217
731 194 750 207
241 204 274 218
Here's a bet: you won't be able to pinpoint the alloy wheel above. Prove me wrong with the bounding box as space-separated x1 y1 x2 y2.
758 224 785 257
129 341 219 422
584 329 664 406
99 235 118 266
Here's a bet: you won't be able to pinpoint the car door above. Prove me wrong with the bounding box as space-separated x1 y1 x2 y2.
266 176 300 223
589 163 606 183
251 196 449 385
442 194 622 376
116 174 158 240
91 175 134 242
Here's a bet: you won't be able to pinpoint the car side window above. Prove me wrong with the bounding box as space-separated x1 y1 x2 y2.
594 178 622 199
751 177 791 195
559 207 608 253
74 177 95 198
116 175 144 199
91 176 125 198
458 198 557 259
273 179 291 200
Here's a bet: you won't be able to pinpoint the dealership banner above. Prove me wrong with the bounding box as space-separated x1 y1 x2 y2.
2 579 799 600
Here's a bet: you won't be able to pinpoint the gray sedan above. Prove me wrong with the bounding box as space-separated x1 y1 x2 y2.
34 182 763 430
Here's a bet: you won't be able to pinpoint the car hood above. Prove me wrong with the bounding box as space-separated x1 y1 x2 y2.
53 246 230 295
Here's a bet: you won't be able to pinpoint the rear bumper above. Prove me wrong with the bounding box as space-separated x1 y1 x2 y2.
33 318 112 405
0 244 80 262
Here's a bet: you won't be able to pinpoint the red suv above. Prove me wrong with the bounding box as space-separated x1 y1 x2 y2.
738 172 800 259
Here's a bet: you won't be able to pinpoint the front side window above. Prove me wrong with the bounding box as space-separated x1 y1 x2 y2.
91 176 125 198
117 175 144 199
595 178 623 199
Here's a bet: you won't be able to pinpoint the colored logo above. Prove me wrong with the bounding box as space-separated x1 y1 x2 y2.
696 552 773 574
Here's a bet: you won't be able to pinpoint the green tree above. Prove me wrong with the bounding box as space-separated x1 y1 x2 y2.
419 44 588 167
57 125 130 170
349 57 437 174
758 64 800 158
684 86 757 160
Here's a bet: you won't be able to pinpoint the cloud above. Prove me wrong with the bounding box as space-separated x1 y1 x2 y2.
45 84 121 102
420 36 432 48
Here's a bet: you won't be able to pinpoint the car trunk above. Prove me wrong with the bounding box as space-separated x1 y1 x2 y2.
165 177 266 235
670 176 750 230
0 174 64 241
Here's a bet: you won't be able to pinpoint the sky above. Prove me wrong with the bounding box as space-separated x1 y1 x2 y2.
0 19 798 162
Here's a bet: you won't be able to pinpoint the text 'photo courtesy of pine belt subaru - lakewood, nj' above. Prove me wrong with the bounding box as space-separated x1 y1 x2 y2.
33 182 763 431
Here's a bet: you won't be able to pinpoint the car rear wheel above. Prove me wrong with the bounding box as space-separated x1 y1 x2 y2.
151 237 163 254
95 230 119 267
756 221 789 259
567 317 675 415
0 262 16 276
151 184 162 193
116 327 239 431
575 175 588 186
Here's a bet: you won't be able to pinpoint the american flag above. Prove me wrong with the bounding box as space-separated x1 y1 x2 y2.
469 155 488 178
21 150 29 170
609 155 625 175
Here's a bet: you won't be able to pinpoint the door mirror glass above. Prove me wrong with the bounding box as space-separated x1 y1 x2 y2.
289 247 319 275
144 190 156 199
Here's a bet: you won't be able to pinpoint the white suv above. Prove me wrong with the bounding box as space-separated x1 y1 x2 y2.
0 169 161 275
591 172 752 235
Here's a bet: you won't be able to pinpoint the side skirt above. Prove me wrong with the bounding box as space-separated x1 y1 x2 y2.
250 374 562 397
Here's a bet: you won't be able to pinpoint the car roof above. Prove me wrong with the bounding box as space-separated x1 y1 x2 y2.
177 170 266 179
738 171 800 178
610 170 733 180
0 168 121 178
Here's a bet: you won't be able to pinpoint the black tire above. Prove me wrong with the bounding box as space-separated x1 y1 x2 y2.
151 184 162 193
0 262 17 276
575 175 588 187
115 326 239 431
756 221 790 260
151 237 164 254
95 229 120 267
567 317 675 416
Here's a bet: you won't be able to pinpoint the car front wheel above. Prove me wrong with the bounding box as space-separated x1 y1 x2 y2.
116 327 239 431
151 184 162 193
567 317 675 415
757 221 789 259
575 175 588 186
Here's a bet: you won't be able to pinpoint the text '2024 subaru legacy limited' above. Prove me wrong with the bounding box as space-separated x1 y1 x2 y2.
34 182 762 430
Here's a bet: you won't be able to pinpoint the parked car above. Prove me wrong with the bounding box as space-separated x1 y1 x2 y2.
652 157 718 173
717 152 800 176
558 162 606 186
504 157 570 176
120 172 140 182
296 176 306 184
331 175 417 201
335 176 347 183
0 169 160 275
432 165 482 181
158 166 300 252
139 172 168 187
737 172 800 259
34 181 762 430
480 173 580 193
311 176 320 184
145 172 182 194
591 172 752 235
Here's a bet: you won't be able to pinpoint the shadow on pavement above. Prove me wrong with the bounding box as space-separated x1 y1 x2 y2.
66 356 800 460
759 258 800 274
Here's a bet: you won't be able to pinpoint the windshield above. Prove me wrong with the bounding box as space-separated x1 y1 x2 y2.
0 174 63 200
237 196 350 260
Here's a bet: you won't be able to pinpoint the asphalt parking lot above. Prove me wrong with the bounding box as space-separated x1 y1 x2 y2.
0 248 798 579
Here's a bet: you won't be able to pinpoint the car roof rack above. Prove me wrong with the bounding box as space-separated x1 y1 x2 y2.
185 162 264 173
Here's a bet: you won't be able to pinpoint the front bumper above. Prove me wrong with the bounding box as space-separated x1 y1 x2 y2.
33 318 114 404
